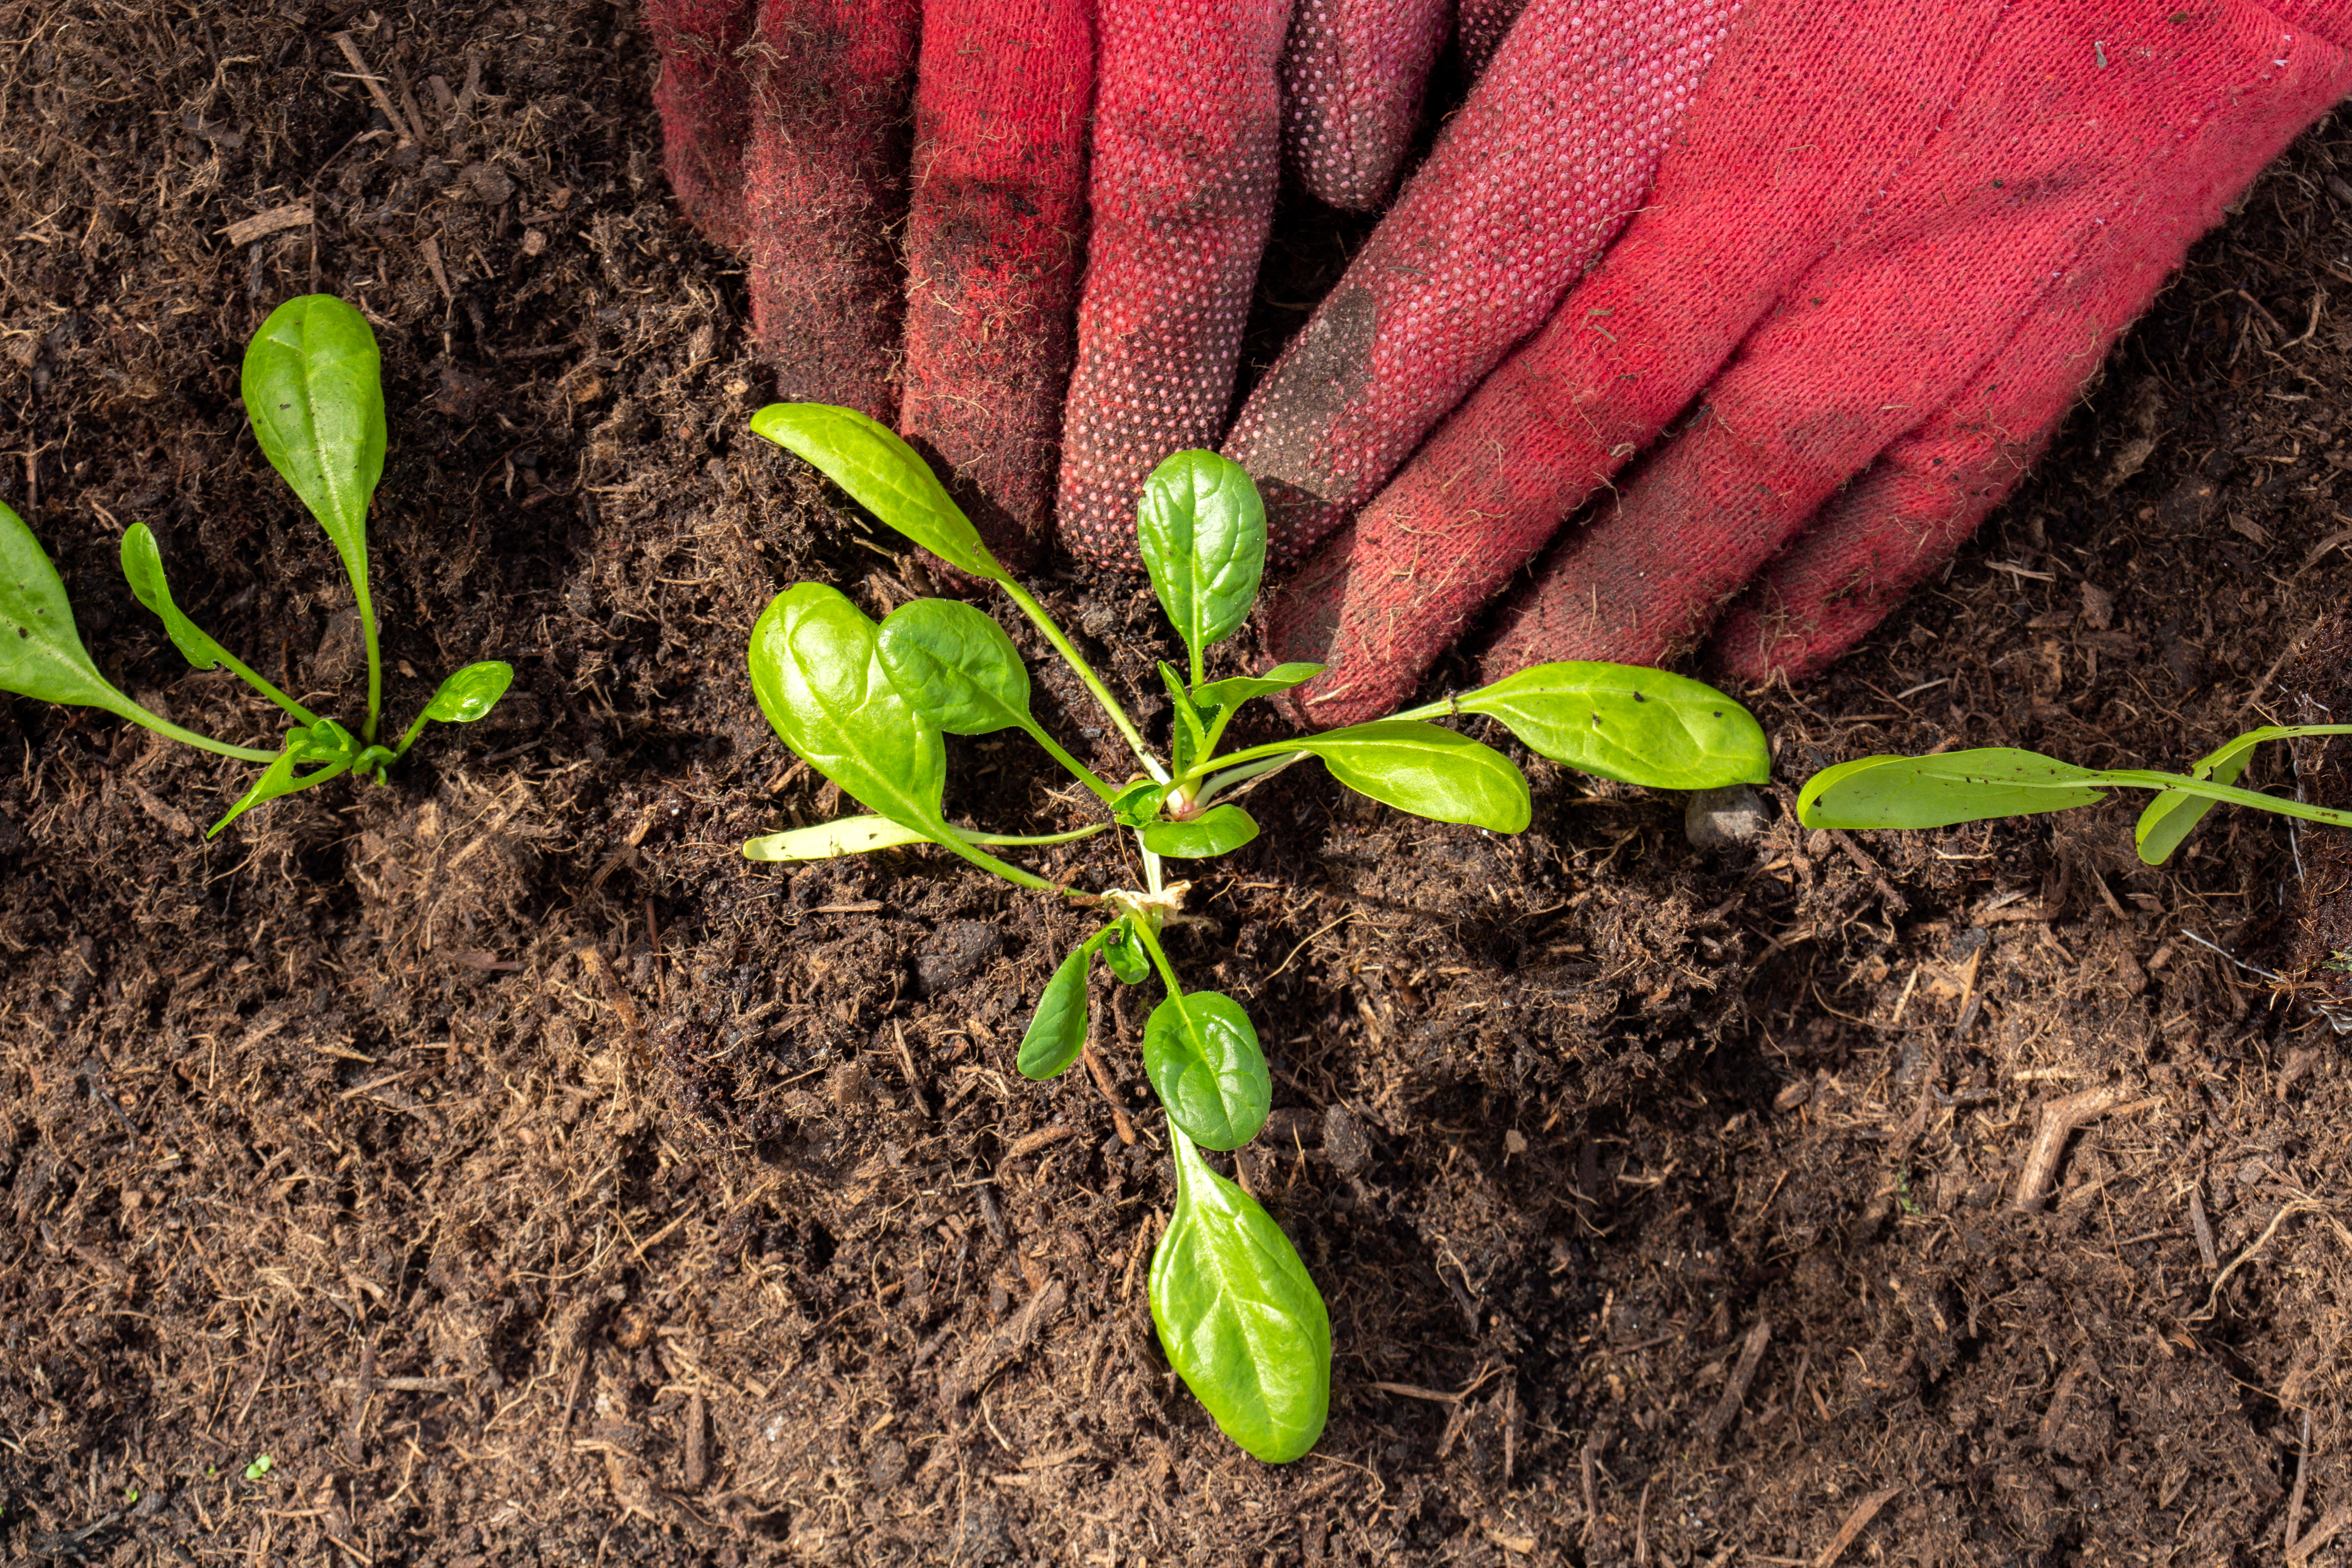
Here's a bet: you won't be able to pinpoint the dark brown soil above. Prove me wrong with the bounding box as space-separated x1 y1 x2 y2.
3 5 2350 1564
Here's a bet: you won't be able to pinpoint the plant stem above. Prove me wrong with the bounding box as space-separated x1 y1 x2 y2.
931 831 1063 893
1191 749 1310 810
357 596 381 744
105 698 281 764
211 649 318 727
1128 910 1186 1001
954 822 1112 848
2093 769 2352 831
995 577 1164 781
1020 719 1116 802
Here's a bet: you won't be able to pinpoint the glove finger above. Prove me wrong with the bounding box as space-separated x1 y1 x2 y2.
901 0 1094 560
1229 0 1740 564
1477 0 2352 685
1707 10 2352 684
1280 0 1455 211
744 0 919 420
1056 0 1295 566
649 0 757 249
1265 0 2006 724
1453 0 1529 73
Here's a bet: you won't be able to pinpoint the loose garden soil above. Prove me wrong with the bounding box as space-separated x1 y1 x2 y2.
4 4 2352 1563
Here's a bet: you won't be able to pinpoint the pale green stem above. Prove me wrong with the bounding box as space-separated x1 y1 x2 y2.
208 647 318 727
102 697 281 764
953 822 1111 848
2092 769 2352 831
1191 749 1311 811
995 576 1164 781
1019 718 1116 803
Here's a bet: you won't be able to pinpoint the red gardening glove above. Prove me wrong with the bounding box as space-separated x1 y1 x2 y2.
1259 0 2352 724
646 0 1473 560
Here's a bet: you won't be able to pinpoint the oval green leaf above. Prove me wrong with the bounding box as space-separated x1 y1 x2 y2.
1136 451 1265 668
1151 1126 1331 1463
242 295 385 610
750 403 1004 582
1142 804 1259 860
1455 662 1770 788
121 523 235 672
1101 918 1151 984
749 582 949 837
1016 934 1102 1082
1143 990 1270 1151
421 661 513 723
1294 721 1531 832
1193 663 1326 710
1798 749 2108 831
876 598 1033 735
1 499 138 713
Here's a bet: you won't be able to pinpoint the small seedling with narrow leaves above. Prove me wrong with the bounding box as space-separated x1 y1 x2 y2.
741 403 1773 1463
1796 728 2352 864
0 295 511 834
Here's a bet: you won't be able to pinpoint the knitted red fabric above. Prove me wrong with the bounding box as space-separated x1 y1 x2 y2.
1270 0 2352 725
1227 0 1737 562
1279 0 1453 210
741 0 918 421
1055 0 1294 565
648 0 754 250
900 0 1094 559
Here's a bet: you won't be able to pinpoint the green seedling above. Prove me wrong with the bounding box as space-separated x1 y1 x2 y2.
742 402 1772 1463
242 1456 272 1482
1796 728 2352 864
0 295 510 834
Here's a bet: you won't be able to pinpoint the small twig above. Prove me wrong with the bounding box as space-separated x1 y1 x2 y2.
576 946 643 1046
330 32 416 144
2011 1084 2126 1210
1699 1318 1773 1447
1812 1485 1902 1568
2188 1184 2220 1272
2287 1408 2313 1554
1081 1040 1136 1146
2035 1361 2086 1449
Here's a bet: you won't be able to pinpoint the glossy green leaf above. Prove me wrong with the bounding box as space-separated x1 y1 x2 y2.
1017 933 1103 1081
744 816 938 861
2 499 143 714
1151 1125 1331 1463
1135 451 1265 674
749 403 1004 582
1798 749 2109 831
1143 990 1270 1151
242 295 384 610
1111 779 1168 830
121 524 233 672
749 583 948 836
1193 663 1326 710
876 599 1032 735
1285 721 1531 832
1102 918 1151 984
208 720 357 837
1453 662 1770 788
1142 805 1259 860
420 661 513 723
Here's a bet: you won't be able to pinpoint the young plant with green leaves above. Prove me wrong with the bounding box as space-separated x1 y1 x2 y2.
1797 728 2352 863
741 402 1772 1463
0 295 511 835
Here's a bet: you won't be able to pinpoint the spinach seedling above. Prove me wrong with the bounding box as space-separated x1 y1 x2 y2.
0 295 511 834
741 403 1771 1462
1796 728 2352 863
